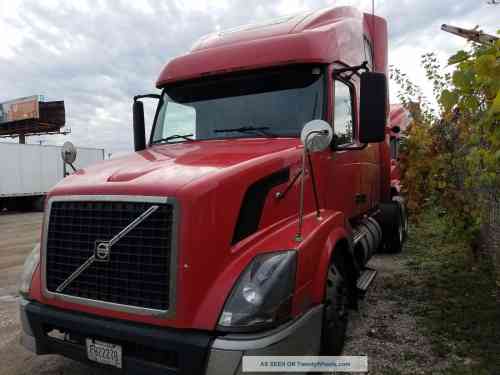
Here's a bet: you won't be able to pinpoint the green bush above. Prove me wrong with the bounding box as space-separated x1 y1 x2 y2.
391 34 500 244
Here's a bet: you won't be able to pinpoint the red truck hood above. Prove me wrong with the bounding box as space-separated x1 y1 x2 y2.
50 138 300 197
39 137 306 329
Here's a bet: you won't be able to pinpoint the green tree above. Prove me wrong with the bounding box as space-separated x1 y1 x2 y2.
391 33 500 243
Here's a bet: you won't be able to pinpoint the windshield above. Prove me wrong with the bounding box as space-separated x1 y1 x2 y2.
151 65 325 143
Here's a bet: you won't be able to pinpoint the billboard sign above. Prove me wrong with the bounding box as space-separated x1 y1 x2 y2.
0 95 41 124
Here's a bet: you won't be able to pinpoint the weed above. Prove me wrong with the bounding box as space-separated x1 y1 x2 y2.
394 208 499 374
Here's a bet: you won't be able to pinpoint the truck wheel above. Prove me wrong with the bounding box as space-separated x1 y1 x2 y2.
377 202 403 254
321 263 349 355
392 196 408 242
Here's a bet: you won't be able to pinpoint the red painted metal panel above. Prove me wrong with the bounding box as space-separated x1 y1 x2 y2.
29 6 391 331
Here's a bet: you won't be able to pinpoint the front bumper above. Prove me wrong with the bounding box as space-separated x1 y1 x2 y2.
20 299 323 375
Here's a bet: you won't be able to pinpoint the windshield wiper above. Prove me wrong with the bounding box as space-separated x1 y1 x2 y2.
152 134 194 144
214 126 277 137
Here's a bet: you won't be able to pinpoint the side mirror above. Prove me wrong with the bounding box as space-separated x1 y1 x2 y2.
133 100 146 152
61 141 77 164
359 72 388 143
300 120 333 152
61 141 77 176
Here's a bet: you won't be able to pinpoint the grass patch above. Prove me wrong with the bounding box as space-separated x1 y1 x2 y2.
398 208 499 374
381 368 403 375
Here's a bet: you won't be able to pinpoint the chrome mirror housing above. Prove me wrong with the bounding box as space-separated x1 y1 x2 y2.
300 120 333 152
61 141 77 164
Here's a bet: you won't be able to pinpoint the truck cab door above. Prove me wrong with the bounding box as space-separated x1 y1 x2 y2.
358 143 380 211
325 70 363 218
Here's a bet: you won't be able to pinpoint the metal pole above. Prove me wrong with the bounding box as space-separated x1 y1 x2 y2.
295 147 307 242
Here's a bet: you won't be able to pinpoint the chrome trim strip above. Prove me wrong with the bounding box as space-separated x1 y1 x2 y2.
41 195 179 318
108 205 160 246
56 255 96 292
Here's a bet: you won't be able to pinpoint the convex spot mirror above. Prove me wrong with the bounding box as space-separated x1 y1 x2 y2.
61 141 77 164
359 72 388 143
300 120 333 152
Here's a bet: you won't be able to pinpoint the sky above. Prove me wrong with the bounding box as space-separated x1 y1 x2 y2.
0 0 498 157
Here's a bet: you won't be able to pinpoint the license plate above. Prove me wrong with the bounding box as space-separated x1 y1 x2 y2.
86 338 122 368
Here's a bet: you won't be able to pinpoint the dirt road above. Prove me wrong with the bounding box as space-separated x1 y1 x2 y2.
0 212 106 375
0 213 42 351
343 255 449 375
0 212 439 374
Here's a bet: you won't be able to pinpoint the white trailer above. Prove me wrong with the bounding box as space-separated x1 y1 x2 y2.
0 142 104 210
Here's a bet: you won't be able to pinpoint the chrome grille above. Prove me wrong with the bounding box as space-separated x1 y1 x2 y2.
44 198 175 312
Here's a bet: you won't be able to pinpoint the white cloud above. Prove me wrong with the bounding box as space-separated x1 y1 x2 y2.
0 0 498 155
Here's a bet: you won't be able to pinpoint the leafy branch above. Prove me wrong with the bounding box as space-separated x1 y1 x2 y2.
392 36 500 243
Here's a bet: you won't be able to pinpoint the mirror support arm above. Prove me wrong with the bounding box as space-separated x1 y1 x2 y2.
332 61 369 80
133 94 161 101
296 130 327 242
296 121 332 242
307 151 321 219
275 170 302 200
296 144 308 242
63 161 77 177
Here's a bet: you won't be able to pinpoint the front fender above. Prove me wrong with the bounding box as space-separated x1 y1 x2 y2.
192 209 348 328
310 226 350 304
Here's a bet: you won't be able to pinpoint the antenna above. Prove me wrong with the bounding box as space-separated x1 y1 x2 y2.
371 0 375 71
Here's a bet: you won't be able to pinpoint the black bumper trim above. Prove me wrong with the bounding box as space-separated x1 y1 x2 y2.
25 301 214 374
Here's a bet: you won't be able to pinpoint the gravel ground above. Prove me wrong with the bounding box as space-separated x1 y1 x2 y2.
343 255 450 374
0 212 107 375
0 212 446 374
0 212 42 357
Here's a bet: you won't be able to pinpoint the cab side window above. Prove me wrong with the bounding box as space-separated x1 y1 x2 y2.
333 80 355 145
363 37 374 71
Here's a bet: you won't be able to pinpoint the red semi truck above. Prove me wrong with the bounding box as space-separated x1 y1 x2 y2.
19 6 407 374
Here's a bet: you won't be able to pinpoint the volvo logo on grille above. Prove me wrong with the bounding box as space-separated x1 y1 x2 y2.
95 241 111 262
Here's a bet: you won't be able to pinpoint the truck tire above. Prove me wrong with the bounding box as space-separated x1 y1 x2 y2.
376 202 403 253
321 262 349 355
392 196 408 242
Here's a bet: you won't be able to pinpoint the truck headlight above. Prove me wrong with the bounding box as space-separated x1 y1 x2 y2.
217 251 296 332
19 244 40 299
